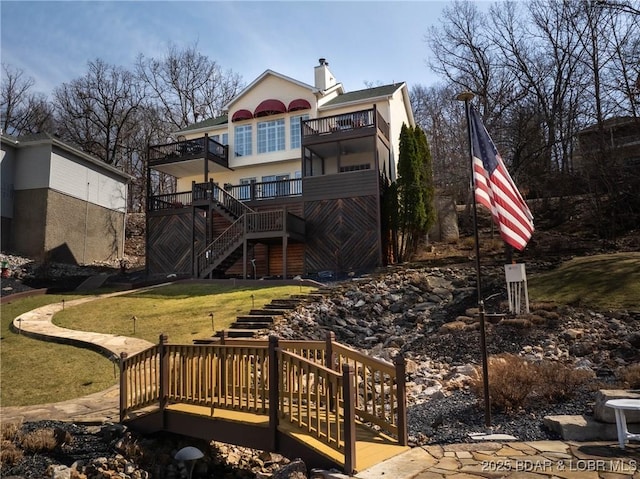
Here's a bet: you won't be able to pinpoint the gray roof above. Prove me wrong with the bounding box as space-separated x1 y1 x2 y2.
322 83 404 107
177 114 229 134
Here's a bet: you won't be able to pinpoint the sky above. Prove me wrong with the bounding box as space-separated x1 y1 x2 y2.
1 0 458 100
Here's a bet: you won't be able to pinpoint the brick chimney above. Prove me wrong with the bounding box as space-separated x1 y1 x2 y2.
314 58 336 91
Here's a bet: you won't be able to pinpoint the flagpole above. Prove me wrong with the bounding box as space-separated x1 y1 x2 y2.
456 92 491 428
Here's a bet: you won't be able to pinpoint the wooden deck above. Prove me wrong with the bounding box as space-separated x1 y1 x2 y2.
120 334 408 474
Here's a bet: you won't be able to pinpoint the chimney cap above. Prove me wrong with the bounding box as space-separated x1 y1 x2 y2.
318 58 328 66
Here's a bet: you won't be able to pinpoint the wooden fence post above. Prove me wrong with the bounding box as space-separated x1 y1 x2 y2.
268 335 280 452
394 354 408 446
119 352 128 423
324 331 335 370
159 334 169 414
342 363 356 475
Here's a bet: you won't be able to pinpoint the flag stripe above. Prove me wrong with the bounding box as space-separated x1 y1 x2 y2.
470 107 534 251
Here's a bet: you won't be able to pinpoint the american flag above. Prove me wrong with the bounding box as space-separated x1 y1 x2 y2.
469 107 534 250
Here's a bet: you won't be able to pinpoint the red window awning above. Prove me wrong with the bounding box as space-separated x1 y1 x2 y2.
231 109 253 122
254 99 287 117
288 98 311 112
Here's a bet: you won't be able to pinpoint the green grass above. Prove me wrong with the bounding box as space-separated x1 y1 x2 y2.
1 294 117 407
53 283 313 344
1 283 312 407
528 252 640 310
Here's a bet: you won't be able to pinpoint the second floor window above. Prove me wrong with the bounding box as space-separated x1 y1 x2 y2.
235 125 252 157
290 114 309 149
257 119 285 154
211 133 228 145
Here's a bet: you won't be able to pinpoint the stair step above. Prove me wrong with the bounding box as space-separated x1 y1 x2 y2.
217 329 259 338
237 315 275 323
264 303 296 310
229 322 271 329
250 309 286 316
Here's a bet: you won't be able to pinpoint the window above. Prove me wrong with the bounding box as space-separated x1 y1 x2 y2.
257 119 285 154
239 177 255 200
290 114 309 149
211 133 228 145
234 125 252 157
261 174 290 198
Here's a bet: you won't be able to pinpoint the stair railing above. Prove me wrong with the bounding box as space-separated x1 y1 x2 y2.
197 216 245 276
193 181 254 219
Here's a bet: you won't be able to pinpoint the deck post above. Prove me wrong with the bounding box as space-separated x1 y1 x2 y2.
159 334 169 421
394 354 408 446
342 363 356 475
325 332 336 410
119 352 128 423
268 336 280 452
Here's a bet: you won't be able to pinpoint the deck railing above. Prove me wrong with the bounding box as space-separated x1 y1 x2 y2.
149 136 228 166
225 178 302 201
302 108 389 142
120 334 406 473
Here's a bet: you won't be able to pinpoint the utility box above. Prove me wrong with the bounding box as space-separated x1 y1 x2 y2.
505 263 530 314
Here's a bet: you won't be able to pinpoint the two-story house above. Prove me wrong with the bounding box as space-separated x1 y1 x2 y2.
146 58 414 279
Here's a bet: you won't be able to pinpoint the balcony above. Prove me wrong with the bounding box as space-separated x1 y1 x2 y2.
148 178 303 212
302 108 390 144
148 136 229 177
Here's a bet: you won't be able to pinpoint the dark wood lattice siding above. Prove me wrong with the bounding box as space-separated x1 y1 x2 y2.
147 210 205 276
304 196 381 275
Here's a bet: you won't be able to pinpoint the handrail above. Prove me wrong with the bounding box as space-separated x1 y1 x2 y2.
149 136 227 165
147 191 192 211
120 334 406 470
278 349 345 450
331 342 406 441
119 345 161 420
166 343 269 413
193 181 255 218
196 216 245 276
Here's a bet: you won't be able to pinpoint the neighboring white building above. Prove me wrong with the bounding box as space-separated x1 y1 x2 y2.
1 133 132 264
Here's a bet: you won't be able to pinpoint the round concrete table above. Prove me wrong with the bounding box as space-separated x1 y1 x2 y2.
605 399 640 449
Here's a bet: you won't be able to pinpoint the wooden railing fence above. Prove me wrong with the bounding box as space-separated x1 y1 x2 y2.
120 333 406 473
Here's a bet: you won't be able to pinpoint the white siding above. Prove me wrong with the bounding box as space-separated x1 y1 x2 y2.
13 144 52 190
49 152 127 212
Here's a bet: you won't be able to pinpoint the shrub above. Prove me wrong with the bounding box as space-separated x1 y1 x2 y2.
0 440 23 467
616 364 640 389
470 354 594 414
535 361 594 401
19 429 58 453
1 422 21 442
469 354 537 413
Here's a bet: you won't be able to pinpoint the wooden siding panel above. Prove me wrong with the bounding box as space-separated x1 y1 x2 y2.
147 210 205 276
303 170 378 202
268 243 304 277
304 196 380 276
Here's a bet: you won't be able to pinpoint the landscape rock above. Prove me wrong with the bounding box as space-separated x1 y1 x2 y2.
593 389 640 423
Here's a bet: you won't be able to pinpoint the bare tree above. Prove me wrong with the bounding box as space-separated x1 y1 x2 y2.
136 43 243 130
53 59 145 167
1 63 53 135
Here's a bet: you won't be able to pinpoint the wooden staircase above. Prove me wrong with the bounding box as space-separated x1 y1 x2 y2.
194 292 325 342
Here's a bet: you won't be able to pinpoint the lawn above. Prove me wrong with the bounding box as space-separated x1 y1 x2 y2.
527 252 640 310
53 283 313 344
1 282 313 407
1 293 116 407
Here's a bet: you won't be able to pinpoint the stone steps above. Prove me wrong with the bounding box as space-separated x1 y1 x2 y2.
194 291 322 343
544 389 640 441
